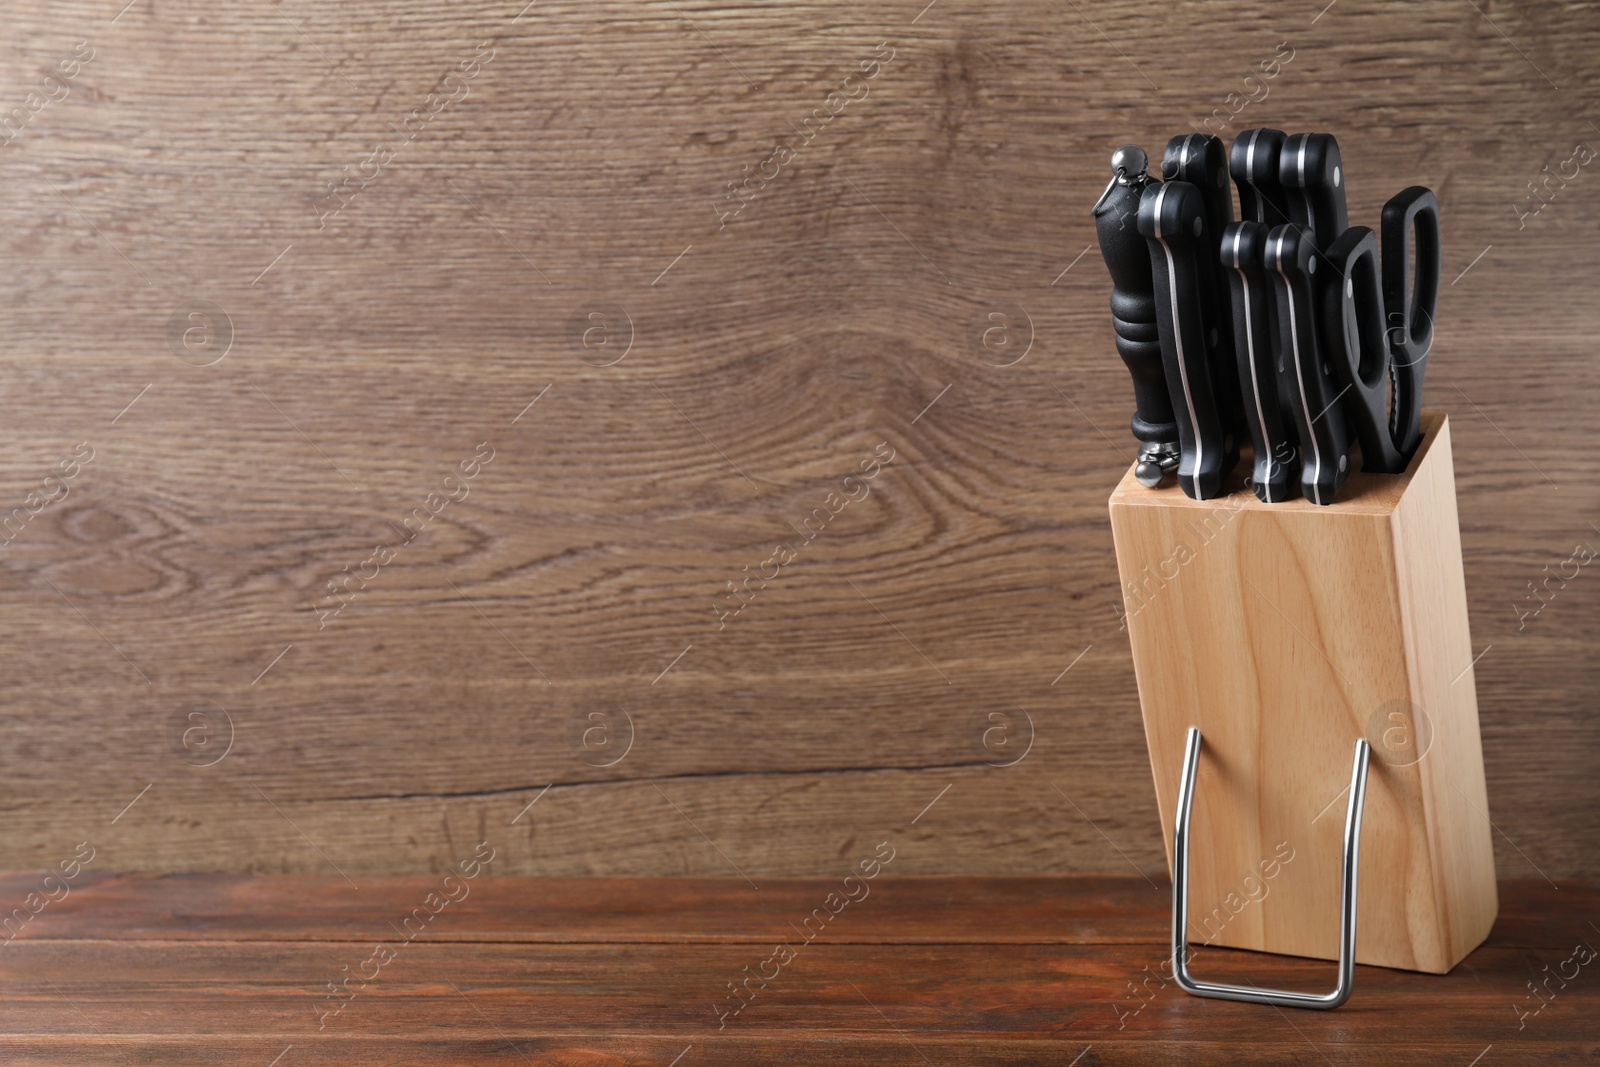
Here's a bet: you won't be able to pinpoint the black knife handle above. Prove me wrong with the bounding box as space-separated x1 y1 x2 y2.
1162 133 1244 474
1230 128 1290 226
1139 180 1229 502
1323 225 1408 474
1280 133 1348 249
1222 220 1298 502
1228 128 1300 475
1095 171 1177 445
1264 224 1352 506
1163 134 1234 250
1380 186 1440 460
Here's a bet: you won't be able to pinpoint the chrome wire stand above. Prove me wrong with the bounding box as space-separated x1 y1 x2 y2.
1171 726 1372 1009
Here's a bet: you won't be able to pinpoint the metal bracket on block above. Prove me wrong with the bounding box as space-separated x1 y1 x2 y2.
1171 726 1372 1009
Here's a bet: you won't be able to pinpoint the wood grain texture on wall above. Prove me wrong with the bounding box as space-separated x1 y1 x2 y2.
0 0 1595 879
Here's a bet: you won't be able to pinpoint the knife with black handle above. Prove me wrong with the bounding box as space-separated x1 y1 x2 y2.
1280 133 1348 248
1164 134 1236 257
1230 128 1291 226
1228 128 1300 497
1222 220 1298 502
1093 145 1180 487
1264 223 1351 505
1163 134 1244 476
1139 180 1231 501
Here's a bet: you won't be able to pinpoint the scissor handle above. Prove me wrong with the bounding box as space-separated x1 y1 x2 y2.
1323 226 1409 474
1381 187 1439 459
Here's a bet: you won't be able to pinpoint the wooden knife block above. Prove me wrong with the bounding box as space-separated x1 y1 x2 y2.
1108 411 1497 973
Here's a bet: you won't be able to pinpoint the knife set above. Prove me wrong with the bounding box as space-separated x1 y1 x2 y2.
1093 130 1439 506
1099 132 1496 1009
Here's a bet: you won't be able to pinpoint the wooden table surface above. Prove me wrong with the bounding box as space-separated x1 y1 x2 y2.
2 873 1594 1064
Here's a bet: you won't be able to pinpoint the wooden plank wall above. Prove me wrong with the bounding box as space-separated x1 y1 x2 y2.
0 0 1594 879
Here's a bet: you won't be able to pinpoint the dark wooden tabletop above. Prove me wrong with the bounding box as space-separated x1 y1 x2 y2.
0 874 1594 1065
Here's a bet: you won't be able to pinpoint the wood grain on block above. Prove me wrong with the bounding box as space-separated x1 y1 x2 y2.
1108 412 1497 973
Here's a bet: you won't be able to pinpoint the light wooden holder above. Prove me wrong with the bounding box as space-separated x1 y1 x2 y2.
1108 411 1497 974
